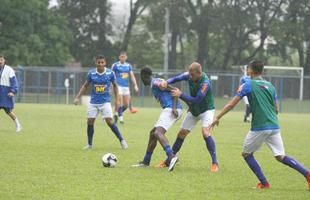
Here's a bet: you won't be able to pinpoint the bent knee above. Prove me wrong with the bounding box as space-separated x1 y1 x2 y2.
242 152 252 158
275 155 285 162
178 129 189 139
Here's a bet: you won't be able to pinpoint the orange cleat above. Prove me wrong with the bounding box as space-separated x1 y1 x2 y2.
256 183 270 189
211 163 219 173
307 171 310 190
130 108 138 114
155 160 167 168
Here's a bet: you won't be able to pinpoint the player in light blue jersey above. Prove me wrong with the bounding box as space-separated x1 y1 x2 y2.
0 54 22 132
74 55 128 150
132 67 181 172
111 52 139 124
240 65 251 122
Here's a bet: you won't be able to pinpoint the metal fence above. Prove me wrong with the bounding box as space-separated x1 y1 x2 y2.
13 66 310 112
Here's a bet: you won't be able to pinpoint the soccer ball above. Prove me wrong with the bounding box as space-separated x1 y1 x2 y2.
102 153 117 167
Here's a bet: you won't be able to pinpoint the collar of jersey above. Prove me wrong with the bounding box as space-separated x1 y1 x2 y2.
96 68 106 75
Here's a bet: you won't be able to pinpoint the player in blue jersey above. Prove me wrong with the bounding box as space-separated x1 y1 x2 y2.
240 65 251 122
74 55 128 150
210 60 310 189
111 52 139 124
0 54 22 132
158 62 219 172
132 67 182 171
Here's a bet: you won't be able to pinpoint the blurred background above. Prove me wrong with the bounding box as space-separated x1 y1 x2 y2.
1 0 309 112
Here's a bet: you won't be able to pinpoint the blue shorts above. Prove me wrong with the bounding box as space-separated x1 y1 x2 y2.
0 107 12 114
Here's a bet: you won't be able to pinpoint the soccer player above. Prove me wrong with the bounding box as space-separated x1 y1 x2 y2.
240 65 251 122
111 52 139 124
0 54 22 132
74 55 128 150
132 67 182 172
159 62 219 172
210 60 310 189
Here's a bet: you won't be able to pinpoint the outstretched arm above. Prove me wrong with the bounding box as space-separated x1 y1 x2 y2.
167 72 189 84
130 71 139 93
112 81 120 110
74 81 90 105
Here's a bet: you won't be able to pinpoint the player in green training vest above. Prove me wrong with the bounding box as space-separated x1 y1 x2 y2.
157 62 219 172
210 60 310 189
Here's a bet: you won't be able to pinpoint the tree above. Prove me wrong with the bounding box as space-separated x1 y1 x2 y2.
0 0 73 66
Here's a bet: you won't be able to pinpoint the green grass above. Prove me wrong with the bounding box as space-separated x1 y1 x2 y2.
0 104 309 200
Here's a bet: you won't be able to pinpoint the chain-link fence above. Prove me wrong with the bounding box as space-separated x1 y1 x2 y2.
13 66 310 113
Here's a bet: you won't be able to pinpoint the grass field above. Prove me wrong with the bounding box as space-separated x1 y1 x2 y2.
0 104 310 200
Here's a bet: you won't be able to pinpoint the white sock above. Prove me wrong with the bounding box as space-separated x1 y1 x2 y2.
119 116 123 121
14 118 21 126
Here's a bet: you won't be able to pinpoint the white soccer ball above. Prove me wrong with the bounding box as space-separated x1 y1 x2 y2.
102 153 118 167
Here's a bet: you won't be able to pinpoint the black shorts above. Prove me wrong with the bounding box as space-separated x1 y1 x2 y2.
0 107 12 114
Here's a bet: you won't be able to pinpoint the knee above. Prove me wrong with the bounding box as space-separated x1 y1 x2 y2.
178 130 189 139
105 118 113 126
87 119 95 125
275 155 285 162
242 152 252 158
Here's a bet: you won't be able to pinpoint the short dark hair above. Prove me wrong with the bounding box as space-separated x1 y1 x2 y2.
248 60 264 74
140 67 152 78
119 51 127 56
0 54 5 59
95 55 106 60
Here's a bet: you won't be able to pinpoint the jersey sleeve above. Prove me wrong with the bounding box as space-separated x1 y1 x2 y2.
235 81 251 98
8 69 18 94
87 71 92 83
167 72 189 84
111 71 116 82
151 79 163 89
180 80 209 104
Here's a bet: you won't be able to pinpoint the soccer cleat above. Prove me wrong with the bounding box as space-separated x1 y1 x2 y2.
168 156 179 172
155 160 168 168
16 125 22 133
120 140 128 149
211 163 219 173
120 120 124 125
131 161 149 167
113 114 118 124
130 108 138 114
256 182 270 189
307 171 310 190
83 144 92 150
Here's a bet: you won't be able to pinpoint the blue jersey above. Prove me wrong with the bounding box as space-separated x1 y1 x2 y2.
111 61 132 87
151 78 182 109
240 75 250 85
87 68 115 104
0 65 18 108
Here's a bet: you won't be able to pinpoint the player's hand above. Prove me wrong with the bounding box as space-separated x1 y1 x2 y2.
73 98 80 105
8 92 14 97
171 88 182 97
159 81 168 90
172 109 179 118
134 85 139 93
209 117 220 130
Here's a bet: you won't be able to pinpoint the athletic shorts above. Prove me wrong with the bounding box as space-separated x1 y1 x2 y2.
0 107 12 114
243 129 285 156
155 108 182 131
87 103 113 119
181 109 215 131
118 86 130 96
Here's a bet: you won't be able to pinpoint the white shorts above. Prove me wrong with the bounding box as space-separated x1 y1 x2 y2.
243 96 249 105
180 109 215 131
118 86 130 96
87 103 113 119
243 129 285 156
155 108 182 131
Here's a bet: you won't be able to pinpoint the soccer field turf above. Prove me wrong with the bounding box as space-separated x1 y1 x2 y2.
1 104 309 199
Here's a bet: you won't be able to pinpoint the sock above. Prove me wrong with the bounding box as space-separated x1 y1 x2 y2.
164 145 174 158
172 137 184 154
14 118 20 126
109 124 124 141
282 156 309 177
143 151 153 165
87 125 94 145
244 155 268 185
119 116 124 122
204 136 217 164
118 106 123 117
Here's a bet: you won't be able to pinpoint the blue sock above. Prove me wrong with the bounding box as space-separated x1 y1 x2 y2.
143 151 153 165
87 125 94 145
109 124 124 141
122 106 128 112
118 106 123 117
282 156 309 177
244 155 268 185
172 137 184 154
204 136 217 164
164 145 174 158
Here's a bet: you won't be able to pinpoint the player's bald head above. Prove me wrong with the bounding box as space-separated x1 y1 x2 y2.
189 62 202 73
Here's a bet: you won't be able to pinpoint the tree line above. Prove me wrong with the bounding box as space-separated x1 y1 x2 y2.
1 0 309 74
